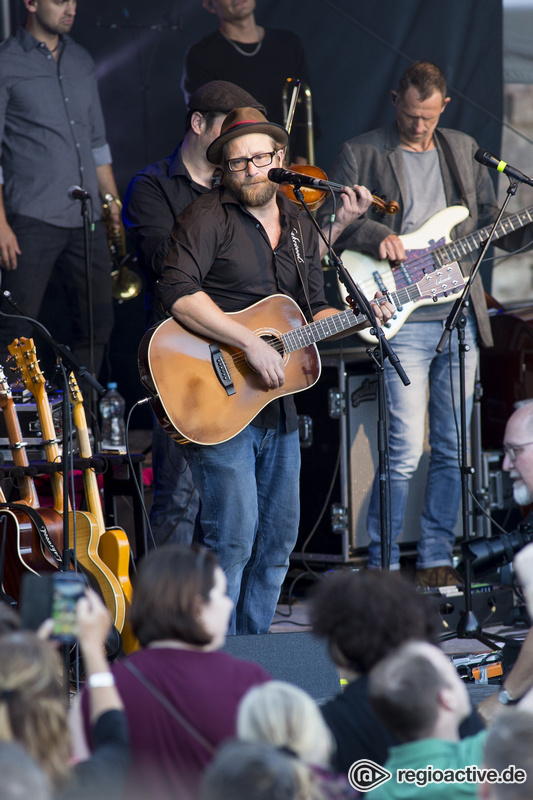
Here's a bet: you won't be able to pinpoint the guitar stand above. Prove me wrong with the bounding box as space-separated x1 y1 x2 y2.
0 292 108 695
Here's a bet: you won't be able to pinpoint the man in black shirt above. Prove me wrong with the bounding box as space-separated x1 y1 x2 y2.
123 81 266 547
182 0 314 162
156 107 393 634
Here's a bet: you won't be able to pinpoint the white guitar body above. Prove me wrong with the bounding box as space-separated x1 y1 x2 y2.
340 205 470 343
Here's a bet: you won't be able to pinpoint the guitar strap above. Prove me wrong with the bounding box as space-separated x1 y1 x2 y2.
436 131 468 207
290 219 314 323
123 660 216 755
0 502 62 565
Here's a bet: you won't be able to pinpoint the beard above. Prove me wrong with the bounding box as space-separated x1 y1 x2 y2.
511 472 533 506
224 173 277 207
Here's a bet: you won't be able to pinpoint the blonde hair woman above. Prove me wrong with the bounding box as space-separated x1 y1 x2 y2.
237 681 357 800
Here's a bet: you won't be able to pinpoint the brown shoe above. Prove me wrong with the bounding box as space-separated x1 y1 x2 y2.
416 565 464 588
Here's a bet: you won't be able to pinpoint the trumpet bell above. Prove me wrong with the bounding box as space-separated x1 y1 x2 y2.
111 267 143 302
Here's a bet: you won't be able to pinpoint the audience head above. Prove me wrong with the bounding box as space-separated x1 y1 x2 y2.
480 710 533 800
201 740 299 800
502 399 533 506
310 569 441 676
130 544 233 649
237 680 333 768
368 641 471 742
0 740 50 800
0 631 70 788
0 602 21 635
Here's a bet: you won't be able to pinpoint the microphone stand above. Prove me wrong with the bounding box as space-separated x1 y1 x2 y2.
74 194 99 447
291 184 410 569
436 175 520 646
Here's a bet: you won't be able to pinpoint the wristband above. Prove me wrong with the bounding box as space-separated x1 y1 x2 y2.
87 672 115 688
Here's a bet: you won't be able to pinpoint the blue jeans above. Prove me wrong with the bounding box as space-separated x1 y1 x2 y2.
149 419 199 547
366 316 479 569
183 419 301 635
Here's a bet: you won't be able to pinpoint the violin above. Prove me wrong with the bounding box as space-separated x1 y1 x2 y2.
278 164 400 216
281 80 399 217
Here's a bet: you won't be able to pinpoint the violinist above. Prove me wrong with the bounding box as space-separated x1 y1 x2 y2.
155 106 395 636
318 60 533 586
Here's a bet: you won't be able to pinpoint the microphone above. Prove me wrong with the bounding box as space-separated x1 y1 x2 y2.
68 185 91 201
474 149 533 187
268 168 334 191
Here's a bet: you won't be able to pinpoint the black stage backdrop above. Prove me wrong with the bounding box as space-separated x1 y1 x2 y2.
8 0 503 418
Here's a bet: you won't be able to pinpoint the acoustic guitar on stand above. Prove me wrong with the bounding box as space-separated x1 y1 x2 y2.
68 373 138 652
8 338 126 631
0 362 64 603
338 203 533 343
138 263 464 446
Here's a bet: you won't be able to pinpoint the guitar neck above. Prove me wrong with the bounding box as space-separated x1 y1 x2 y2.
32 385 66 512
71 395 106 532
281 286 422 352
1 399 40 506
434 205 533 266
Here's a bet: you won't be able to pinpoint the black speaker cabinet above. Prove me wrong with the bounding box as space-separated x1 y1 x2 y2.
222 631 341 702
293 352 461 563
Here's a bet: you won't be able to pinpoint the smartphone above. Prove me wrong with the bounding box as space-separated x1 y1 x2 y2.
50 572 86 643
19 571 86 642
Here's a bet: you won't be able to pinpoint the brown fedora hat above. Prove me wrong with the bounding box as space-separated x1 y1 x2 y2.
206 106 288 166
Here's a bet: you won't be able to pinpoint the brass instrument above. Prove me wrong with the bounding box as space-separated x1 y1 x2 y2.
102 194 142 303
282 78 314 165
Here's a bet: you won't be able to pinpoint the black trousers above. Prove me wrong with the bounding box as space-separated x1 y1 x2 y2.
0 216 114 377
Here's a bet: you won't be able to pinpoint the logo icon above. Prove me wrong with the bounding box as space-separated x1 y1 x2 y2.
348 759 392 792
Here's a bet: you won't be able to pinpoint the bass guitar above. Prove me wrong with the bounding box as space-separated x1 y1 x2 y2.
139 264 463 446
338 203 533 343
0 362 64 602
8 338 126 631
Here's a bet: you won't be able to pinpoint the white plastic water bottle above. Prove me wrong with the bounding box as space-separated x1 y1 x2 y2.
99 382 126 451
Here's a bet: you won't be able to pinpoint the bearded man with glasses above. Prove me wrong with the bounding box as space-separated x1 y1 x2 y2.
503 399 533 507
155 107 394 635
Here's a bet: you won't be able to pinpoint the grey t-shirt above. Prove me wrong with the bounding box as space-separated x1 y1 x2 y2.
401 148 450 321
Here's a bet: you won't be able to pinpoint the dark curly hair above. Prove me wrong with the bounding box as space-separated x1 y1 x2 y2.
309 570 441 674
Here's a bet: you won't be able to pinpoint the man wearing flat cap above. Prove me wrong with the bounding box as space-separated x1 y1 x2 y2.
155 107 392 634
124 81 266 548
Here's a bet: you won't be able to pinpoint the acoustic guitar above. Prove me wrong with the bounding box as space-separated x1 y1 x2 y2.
138 263 464 446
0 362 64 602
68 373 137 652
8 338 126 631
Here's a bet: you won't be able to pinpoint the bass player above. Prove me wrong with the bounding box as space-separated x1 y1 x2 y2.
318 60 533 585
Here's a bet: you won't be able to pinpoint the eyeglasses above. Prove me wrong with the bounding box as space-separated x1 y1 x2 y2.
503 441 533 461
226 151 276 172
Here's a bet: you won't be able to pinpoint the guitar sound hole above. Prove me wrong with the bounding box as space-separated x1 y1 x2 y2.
260 334 284 358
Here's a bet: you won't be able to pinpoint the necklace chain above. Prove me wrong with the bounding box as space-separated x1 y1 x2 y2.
220 27 263 57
